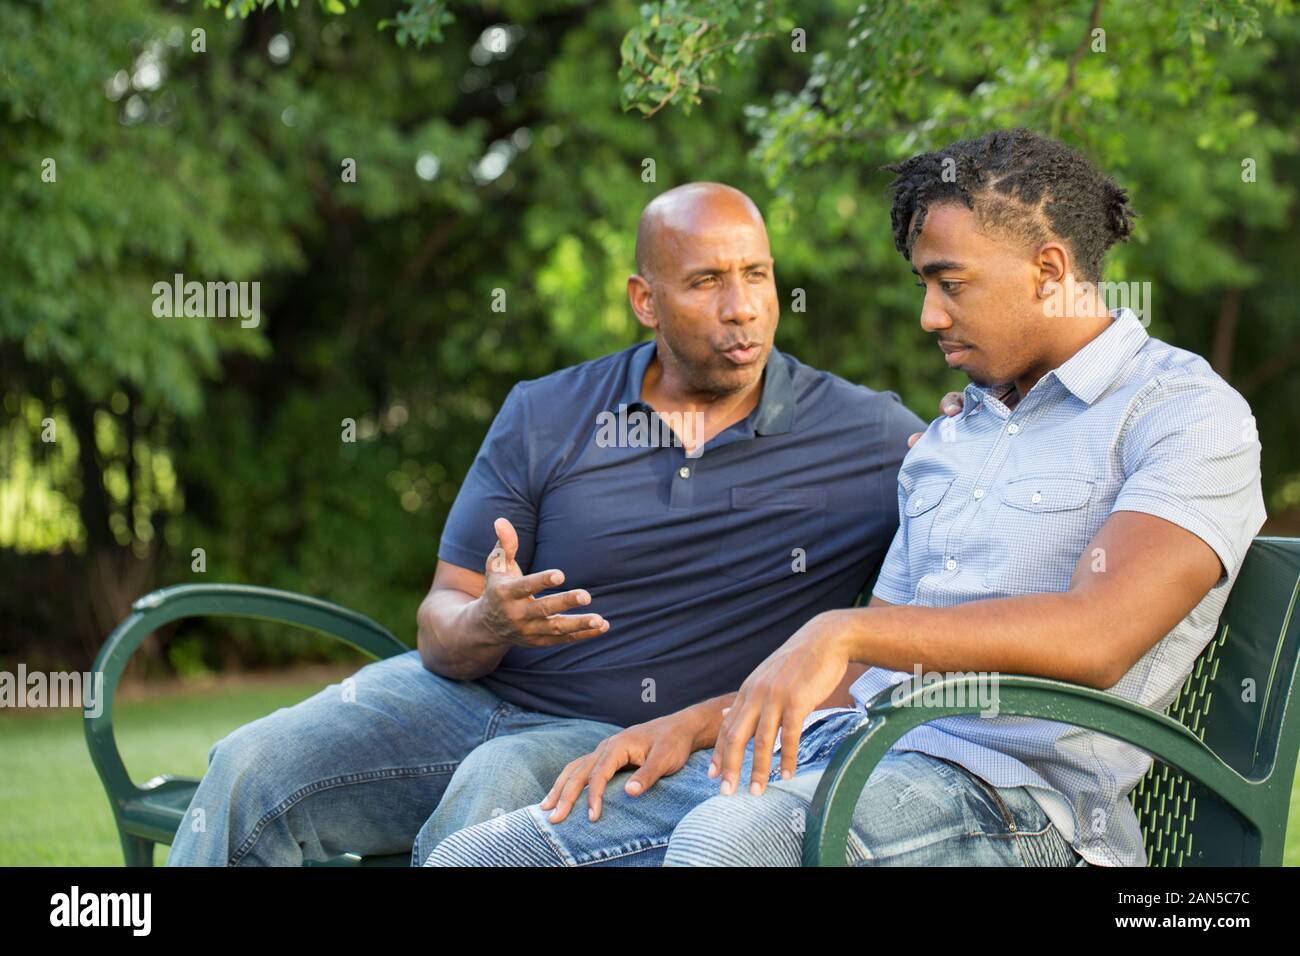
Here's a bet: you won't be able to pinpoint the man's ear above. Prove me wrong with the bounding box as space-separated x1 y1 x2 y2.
627 274 657 331
1035 242 1070 294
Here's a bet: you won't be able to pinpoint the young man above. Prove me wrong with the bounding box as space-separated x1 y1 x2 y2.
424 128 1266 867
166 182 934 866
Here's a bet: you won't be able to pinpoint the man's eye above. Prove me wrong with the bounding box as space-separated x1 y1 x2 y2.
914 280 925 289
940 280 961 295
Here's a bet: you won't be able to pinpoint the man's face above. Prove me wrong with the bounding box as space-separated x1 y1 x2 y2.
643 200 779 395
908 202 1045 389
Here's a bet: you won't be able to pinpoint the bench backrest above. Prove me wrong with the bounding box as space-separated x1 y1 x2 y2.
1131 536 1300 865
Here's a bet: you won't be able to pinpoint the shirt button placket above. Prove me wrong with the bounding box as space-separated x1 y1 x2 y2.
668 456 695 509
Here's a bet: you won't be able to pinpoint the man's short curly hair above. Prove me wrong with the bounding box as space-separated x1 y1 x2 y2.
884 128 1136 284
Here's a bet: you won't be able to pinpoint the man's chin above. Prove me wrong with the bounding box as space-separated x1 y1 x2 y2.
698 357 765 394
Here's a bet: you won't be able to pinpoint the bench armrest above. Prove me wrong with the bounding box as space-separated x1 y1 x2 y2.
84 583 409 812
803 673 1271 866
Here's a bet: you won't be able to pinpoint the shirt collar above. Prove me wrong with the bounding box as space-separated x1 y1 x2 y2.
752 345 795 435
618 340 657 409
618 339 795 436
1050 307 1149 405
962 307 1148 413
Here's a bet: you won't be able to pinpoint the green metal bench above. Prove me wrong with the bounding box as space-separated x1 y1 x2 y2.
806 536 1300 866
88 537 1300 867
85 585 413 866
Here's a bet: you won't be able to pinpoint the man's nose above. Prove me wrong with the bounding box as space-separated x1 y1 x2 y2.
919 287 951 333
720 276 758 324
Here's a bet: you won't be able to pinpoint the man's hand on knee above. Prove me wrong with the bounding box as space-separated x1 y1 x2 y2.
540 704 718 824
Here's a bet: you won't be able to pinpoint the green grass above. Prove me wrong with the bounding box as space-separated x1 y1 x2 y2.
0 674 345 866
1 673 1298 866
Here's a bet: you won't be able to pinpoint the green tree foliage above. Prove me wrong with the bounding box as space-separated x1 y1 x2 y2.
1 0 1297 675
616 0 1300 476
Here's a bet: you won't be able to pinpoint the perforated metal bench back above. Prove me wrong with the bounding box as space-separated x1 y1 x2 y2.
1130 537 1300 865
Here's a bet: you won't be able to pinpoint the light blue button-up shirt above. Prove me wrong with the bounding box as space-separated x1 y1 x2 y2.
844 308 1266 866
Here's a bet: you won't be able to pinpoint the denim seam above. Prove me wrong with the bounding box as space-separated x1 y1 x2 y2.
526 807 576 865
228 762 459 865
573 840 670 867
959 828 1074 866
847 823 1062 865
1007 826 1077 866
482 701 516 745
524 807 669 867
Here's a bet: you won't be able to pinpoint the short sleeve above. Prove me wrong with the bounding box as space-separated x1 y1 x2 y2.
1112 375 1266 581
437 383 541 573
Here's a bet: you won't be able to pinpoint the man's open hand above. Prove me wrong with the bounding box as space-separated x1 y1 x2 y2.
478 517 609 646
908 391 965 449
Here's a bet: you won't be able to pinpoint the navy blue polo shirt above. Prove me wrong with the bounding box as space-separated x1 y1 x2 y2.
438 340 925 726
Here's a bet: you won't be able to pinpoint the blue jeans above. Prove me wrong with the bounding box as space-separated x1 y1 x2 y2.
423 709 1084 866
165 650 621 866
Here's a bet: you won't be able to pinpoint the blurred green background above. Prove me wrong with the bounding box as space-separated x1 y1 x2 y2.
1 0 1298 864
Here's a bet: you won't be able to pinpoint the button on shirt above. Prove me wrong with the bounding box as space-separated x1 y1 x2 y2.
438 341 926 727
851 309 1266 866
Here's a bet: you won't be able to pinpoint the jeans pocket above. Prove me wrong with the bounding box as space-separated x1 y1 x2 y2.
968 785 1084 866
948 762 1051 837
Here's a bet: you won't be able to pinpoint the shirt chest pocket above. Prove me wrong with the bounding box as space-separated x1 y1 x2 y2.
983 475 1098 593
717 486 827 581
902 477 955 563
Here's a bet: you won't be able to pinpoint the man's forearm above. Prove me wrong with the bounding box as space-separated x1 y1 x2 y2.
822 592 1118 690
822 513 1229 692
417 590 511 680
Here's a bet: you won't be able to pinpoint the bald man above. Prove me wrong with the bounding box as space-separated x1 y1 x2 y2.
168 182 937 868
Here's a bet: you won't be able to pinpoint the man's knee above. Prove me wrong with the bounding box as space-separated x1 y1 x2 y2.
449 733 569 802
421 808 556 867
199 712 301 810
664 790 808 867
413 735 556 862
